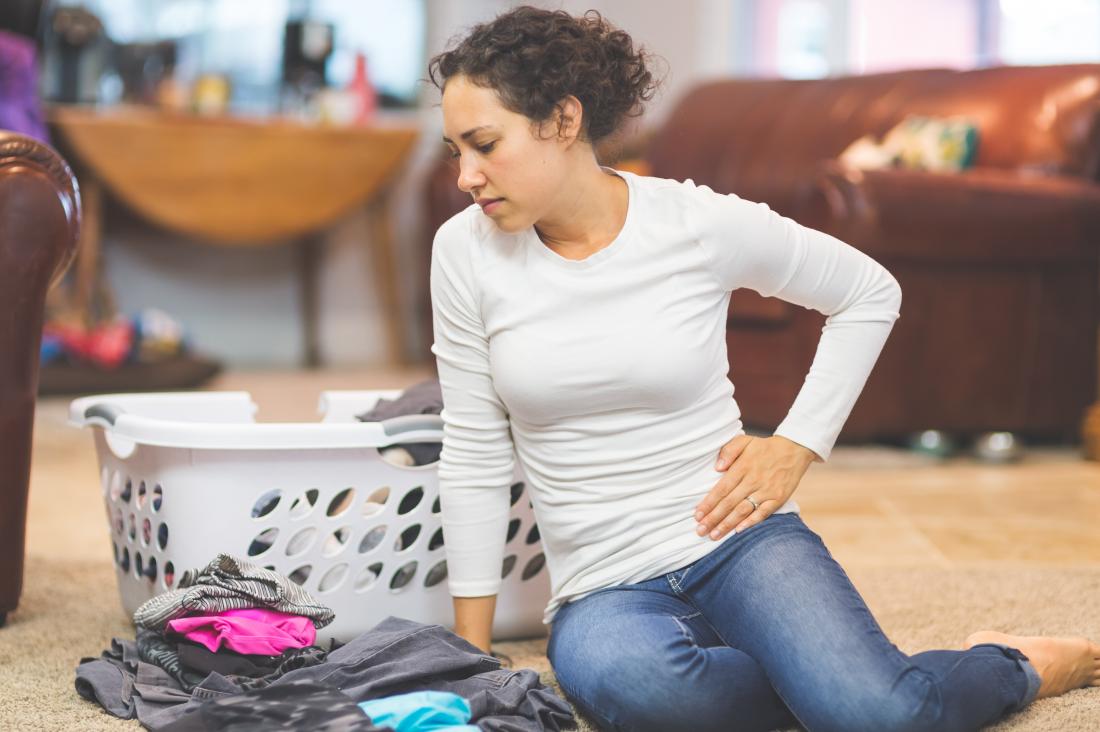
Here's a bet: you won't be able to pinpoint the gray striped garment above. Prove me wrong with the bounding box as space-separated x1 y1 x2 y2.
133 553 334 631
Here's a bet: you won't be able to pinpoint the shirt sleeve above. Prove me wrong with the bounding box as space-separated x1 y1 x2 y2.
689 182 902 462
429 214 514 597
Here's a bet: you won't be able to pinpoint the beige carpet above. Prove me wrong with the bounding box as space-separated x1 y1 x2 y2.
1 556 1097 731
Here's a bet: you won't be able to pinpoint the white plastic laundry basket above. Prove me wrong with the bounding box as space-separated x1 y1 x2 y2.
69 390 550 645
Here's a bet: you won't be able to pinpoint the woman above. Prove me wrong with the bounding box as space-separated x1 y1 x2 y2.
426 7 1099 732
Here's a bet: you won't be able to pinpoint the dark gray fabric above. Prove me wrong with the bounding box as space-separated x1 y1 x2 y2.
355 379 442 466
163 680 393 732
133 554 334 632
138 630 208 692
355 380 442 421
176 642 278 679
273 617 574 732
177 642 330 691
76 616 574 732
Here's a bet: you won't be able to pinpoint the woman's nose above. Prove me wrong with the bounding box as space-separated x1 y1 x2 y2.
456 156 485 193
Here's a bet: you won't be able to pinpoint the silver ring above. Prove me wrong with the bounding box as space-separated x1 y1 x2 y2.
745 495 759 511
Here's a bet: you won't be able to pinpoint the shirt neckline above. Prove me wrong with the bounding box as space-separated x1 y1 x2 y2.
528 167 636 269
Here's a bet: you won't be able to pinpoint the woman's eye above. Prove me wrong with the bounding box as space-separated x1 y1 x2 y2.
447 142 495 159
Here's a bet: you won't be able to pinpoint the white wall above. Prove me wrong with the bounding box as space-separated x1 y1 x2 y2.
101 0 738 368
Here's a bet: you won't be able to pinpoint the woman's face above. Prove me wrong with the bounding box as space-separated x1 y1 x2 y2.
441 74 574 233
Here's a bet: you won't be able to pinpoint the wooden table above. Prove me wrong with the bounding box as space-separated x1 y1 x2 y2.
47 104 419 366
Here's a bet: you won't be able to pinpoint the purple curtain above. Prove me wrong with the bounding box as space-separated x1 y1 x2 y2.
0 29 48 143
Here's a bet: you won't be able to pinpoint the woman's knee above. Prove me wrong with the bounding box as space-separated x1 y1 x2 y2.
803 670 944 732
550 620 734 731
552 666 732 732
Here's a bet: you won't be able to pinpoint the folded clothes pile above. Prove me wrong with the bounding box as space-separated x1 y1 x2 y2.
76 554 573 732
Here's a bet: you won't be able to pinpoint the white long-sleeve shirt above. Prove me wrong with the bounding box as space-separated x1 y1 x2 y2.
430 168 901 625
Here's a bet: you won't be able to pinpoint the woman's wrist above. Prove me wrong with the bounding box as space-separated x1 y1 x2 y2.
773 435 819 466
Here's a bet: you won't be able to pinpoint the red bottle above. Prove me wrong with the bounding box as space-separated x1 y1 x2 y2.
348 51 377 125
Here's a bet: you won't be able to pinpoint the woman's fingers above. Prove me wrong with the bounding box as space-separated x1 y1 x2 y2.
694 468 743 524
715 434 754 471
731 499 775 534
697 482 761 540
695 473 765 537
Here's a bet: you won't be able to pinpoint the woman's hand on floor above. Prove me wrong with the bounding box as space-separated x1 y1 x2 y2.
693 435 818 540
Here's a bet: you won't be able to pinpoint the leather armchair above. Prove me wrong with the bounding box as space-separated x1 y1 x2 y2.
423 64 1100 443
0 132 81 625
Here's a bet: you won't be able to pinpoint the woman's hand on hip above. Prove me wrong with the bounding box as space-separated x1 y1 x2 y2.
693 435 818 540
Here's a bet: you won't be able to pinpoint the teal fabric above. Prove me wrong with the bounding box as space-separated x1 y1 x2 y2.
359 690 479 731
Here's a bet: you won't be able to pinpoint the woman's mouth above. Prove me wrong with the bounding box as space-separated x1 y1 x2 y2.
479 198 504 214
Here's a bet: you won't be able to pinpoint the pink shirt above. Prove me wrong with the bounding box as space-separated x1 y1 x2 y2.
166 607 316 656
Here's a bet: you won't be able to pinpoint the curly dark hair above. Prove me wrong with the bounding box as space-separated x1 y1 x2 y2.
427 6 660 144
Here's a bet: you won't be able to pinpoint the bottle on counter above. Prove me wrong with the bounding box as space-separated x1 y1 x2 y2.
347 51 377 125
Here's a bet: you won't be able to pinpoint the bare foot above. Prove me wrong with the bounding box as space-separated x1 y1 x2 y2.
964 630 1100 699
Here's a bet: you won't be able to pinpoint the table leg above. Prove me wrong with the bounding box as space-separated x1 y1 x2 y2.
367 188 407 366
298 232 323 369
73 176 102 328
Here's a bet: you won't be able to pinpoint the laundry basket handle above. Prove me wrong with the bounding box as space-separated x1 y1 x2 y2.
84 403 124 427
379 414 444 437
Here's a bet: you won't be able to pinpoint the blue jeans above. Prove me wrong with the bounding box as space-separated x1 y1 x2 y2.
547 512 1041 732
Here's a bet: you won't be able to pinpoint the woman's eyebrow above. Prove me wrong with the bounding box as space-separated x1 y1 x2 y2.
442 125 497 143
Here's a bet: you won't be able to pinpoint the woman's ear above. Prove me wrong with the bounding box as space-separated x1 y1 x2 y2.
554 95 585 144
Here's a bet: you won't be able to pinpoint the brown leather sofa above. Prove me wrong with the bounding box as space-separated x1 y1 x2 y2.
0 132 81 626
422 64 1100 443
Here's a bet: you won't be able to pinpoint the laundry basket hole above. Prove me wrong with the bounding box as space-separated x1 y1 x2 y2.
286 527 317 557
363 487 391 517
158 523 169 550
127 513 136 541
394 524 421 552
134 552 144 579
327 488 356 517
318 564 349 593
136 481 147 509
522 553 546 581
247 528 279 557
501 555 517 579
164 561 175 588
355 563 384 592
108 473 122 501
526 524 541 545
251 490 282 519
509 482 525 506
322 527 351 557
288 489 320 519
506 518 520 543
358 525 387 554
424 560 447 588
152 485 163 512
146 556 158 583
390 561 418 592
397 487 423 515
120 479 133 504
428 527 444 551
288 565 312 585
141 518 152 546
119 547 130 573
431 496 441 514
113 508 123 536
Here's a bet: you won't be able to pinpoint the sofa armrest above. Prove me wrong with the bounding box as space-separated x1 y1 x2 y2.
0 131 82 619
815 161 1100 262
